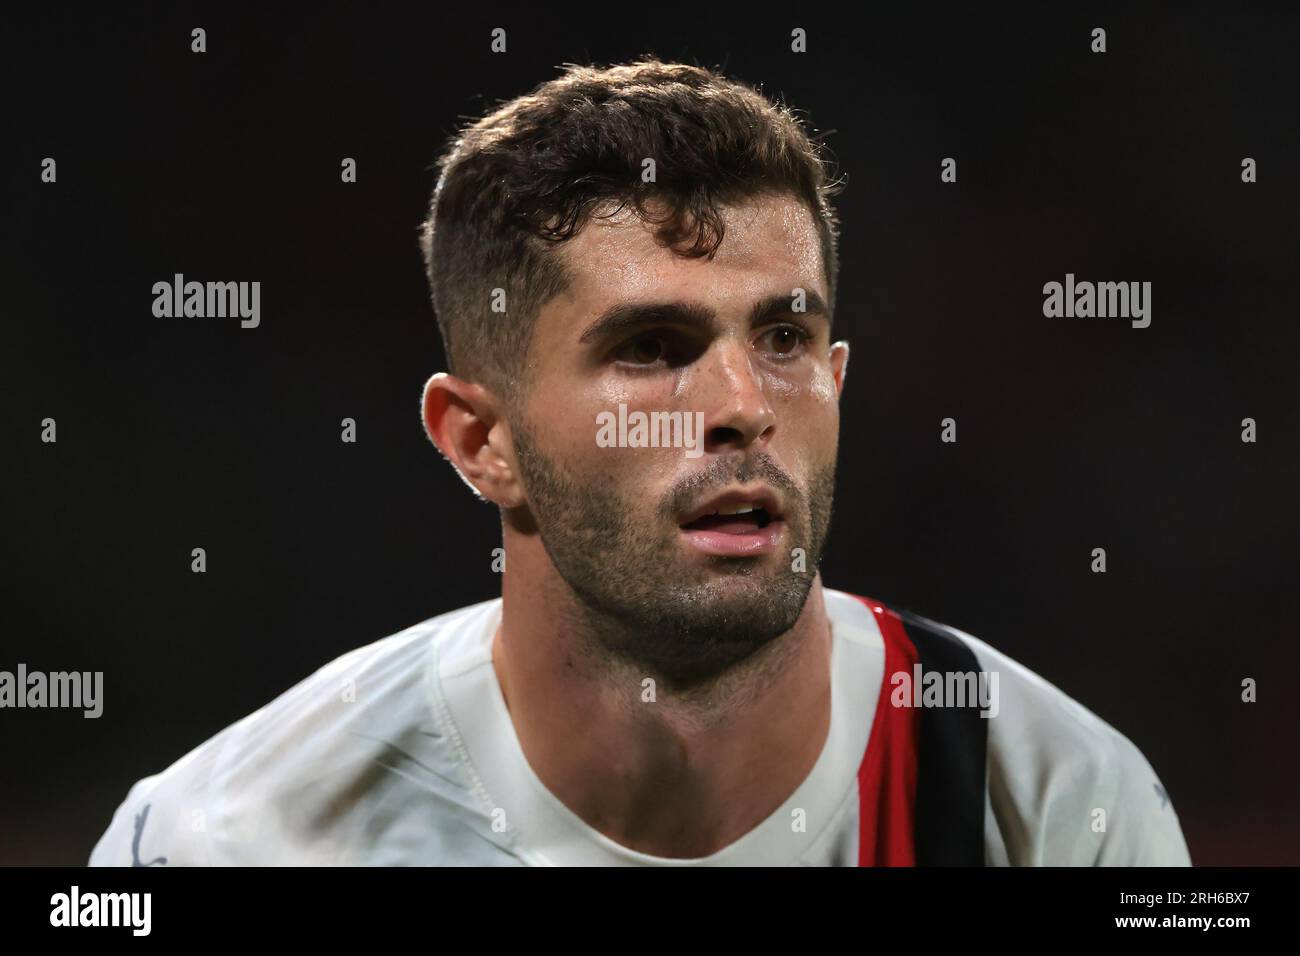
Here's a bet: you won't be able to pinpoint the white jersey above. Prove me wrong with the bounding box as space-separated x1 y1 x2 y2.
88 588 1191 866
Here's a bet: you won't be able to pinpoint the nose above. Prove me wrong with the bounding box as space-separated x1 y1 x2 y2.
695 337 776 454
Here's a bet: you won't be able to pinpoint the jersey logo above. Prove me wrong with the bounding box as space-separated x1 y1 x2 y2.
131 804 168 867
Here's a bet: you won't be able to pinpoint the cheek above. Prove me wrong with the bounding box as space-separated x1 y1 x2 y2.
807 366 841 461
761 362 839 407
763 370 800 402
591 375 704 477
807 362 839 406
766 365 840 473
562 383 685 493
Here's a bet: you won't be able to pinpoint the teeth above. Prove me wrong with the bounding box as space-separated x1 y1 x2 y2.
717 505 758 516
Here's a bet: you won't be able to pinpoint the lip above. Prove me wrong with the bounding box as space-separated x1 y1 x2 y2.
677 484 786 557
679 520 785 557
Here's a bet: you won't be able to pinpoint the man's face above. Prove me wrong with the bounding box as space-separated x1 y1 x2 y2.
509 191 848 687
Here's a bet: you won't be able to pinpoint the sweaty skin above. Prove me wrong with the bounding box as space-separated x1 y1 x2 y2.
422 192 850 858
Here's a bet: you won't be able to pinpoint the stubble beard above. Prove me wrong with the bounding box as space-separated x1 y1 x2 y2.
510 417 837 691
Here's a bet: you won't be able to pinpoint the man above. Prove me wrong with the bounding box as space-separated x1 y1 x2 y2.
90 58 1190 866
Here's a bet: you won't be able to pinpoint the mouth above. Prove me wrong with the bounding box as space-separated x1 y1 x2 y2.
677 487 785 557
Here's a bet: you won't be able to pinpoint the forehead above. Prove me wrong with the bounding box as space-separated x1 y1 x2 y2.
554 192 826 311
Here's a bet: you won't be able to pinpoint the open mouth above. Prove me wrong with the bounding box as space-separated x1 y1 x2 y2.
679 505 773 534
677 492 785 557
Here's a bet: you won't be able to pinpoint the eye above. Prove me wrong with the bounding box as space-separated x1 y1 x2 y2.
615 333 666 366
760 324 811 357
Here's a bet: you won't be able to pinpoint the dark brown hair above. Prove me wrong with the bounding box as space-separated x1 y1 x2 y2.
418 56 843 402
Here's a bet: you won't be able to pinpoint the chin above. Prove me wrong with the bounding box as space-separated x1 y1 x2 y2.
668 572 812 636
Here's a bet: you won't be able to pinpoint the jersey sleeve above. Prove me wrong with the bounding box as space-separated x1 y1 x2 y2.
88 752 224 866
931 621 1193 867
1093 730 1192 866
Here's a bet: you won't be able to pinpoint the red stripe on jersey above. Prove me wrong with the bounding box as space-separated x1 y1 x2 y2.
853 596 920 866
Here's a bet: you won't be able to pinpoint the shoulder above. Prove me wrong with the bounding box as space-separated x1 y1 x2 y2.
89 600 503 866
828 589 1192 866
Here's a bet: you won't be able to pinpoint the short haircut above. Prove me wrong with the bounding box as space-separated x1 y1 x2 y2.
418 56 843 403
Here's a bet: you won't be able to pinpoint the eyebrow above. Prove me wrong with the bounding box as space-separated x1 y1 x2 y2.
577 290 831 344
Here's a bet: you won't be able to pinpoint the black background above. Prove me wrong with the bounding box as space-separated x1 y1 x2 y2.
2 3 1297 865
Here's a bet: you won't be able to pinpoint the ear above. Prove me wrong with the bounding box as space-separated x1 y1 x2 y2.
421 373 526 507
829 340 850 398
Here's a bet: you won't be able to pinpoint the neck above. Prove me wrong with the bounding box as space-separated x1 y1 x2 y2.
492 533 833 858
